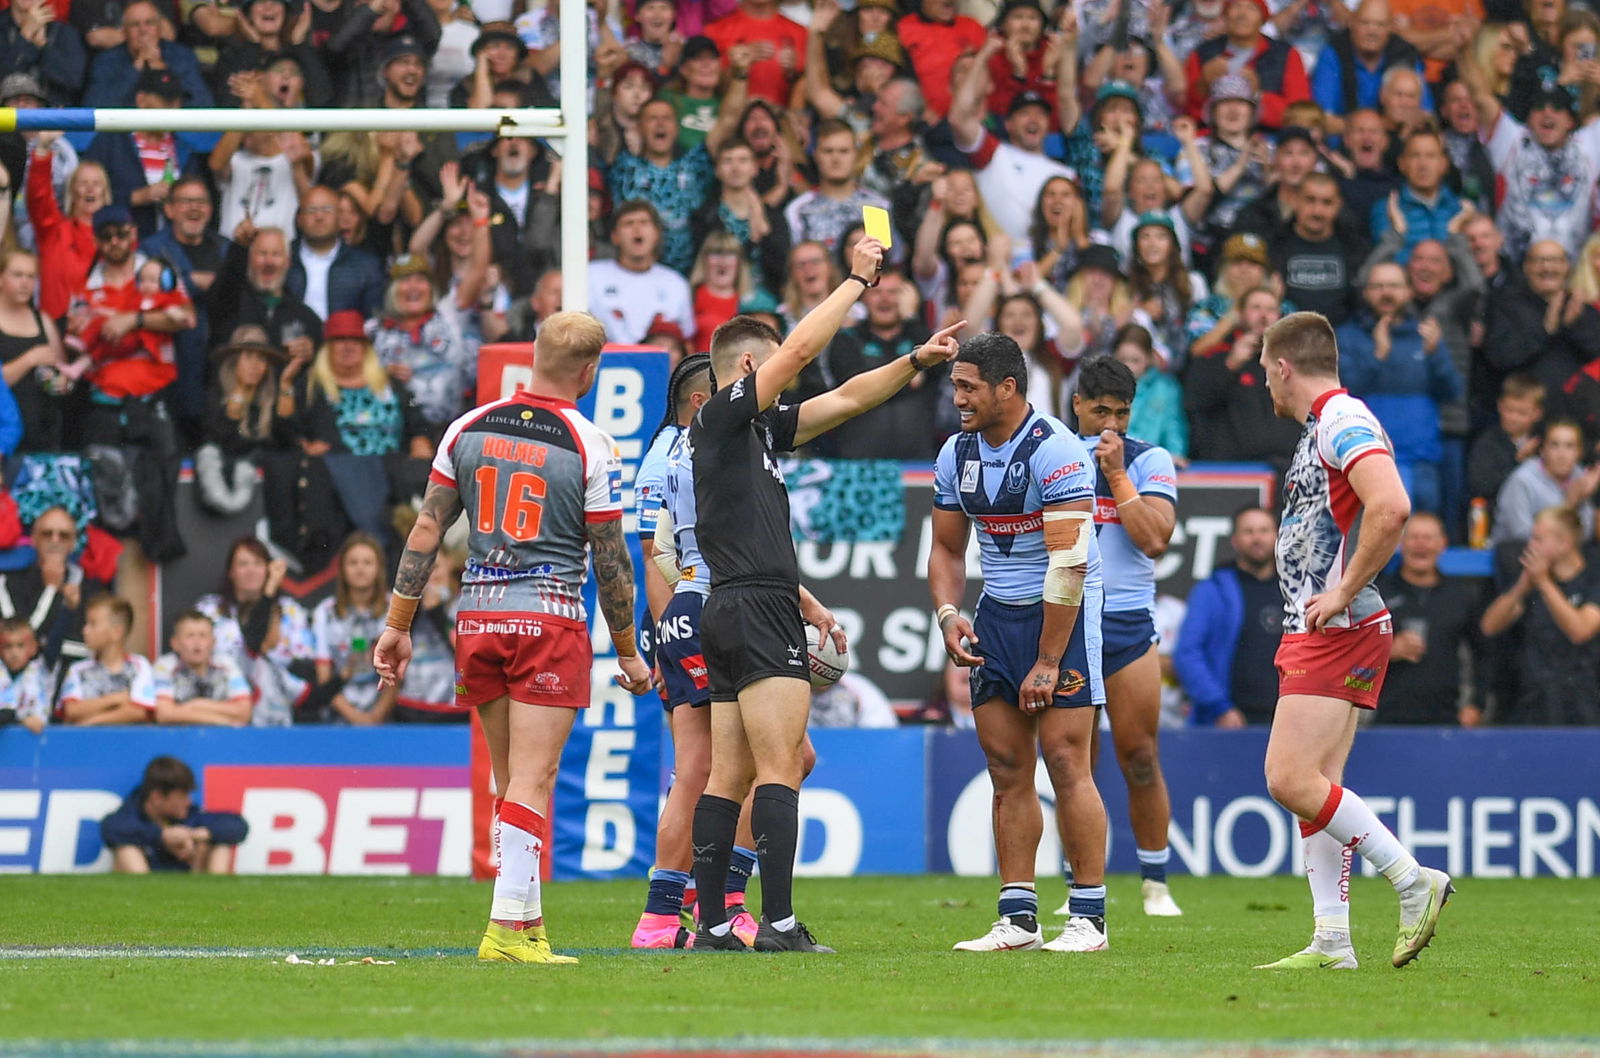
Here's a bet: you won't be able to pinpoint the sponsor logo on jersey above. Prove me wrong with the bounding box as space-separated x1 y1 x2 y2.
976 511 1044 536
1093 496 1120 524
463 558 554 582
658 613 696 643
729 379 746 401
1330 425 1381 462
1343 665 1376 693
960 460 980 492
680 654 709 689
1148 473 1177 486
456 617 549 637
1039 462 1084 489
531 671 567 695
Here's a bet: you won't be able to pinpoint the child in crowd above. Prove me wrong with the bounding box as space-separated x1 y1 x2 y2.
78 259 190 399
1469 373 1545 518
153 611 253 726
58 595 156 726
312 532 395 725
0 618 52 734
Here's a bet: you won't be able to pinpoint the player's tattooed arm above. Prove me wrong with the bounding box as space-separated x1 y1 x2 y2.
394 482 464 598
586 517 638 640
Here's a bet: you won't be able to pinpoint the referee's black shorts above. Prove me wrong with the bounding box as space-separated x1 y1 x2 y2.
701 579 809 702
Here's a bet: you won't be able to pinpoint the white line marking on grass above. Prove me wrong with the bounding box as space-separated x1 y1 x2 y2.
0 946 475 960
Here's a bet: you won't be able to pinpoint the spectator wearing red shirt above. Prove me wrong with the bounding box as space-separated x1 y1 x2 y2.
704 0 807 106
898 0 986 119
1184 0 1309 130
24 131 110 320
985 0 1063 127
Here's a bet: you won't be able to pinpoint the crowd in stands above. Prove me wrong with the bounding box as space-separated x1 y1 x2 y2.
0 0 1597 731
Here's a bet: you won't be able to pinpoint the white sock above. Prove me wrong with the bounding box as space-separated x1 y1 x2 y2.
1314 785 1419 893
770 914 797 932
1302 826 1352 934
491 801 545 924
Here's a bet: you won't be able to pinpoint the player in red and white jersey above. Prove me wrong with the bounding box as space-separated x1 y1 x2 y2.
1255 312 1454 973
374 311 652 966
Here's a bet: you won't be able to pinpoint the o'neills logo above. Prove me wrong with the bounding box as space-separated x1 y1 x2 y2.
457 617 547 636
976 512 1043 536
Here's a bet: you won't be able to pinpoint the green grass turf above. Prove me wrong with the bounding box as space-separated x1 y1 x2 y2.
0 874 1596 1045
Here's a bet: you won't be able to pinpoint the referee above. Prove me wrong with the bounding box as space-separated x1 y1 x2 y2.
688 237 963 952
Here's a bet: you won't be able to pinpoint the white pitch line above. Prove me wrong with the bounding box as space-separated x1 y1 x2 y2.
0 945 470 960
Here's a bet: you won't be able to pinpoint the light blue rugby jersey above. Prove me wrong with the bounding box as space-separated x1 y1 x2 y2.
663 430 710 597
635 425 679 546
934 409 1102 604
1082 433 1179 615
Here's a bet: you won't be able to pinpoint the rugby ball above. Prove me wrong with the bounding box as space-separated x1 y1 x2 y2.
806 624 848 689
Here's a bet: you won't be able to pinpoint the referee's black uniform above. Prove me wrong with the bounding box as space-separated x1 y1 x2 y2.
689 374 810 699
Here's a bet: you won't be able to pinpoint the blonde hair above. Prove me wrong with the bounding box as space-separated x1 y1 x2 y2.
536 311 607 379
1572 231 1600 302
689 231 753 301
65 161 110 220
309 337 390 404
1064 270 1133 317
320 132 381 192
218 349 279 442
780 240 840 318
1471 24 1514 98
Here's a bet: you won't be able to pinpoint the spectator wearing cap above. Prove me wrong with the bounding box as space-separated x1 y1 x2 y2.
1506 10 1596 124
329 0 441 109
1460 51 1600 263
82 69 207 240
0 0 87 107
704 0 809 107
285 186 386 322
24 132 111 318
83 0 214 109
1 73 81 255
452 124 559 299
450 21 526 110
1369 127 1466 262
212 0 334 108
1268 171 1366 326
1082 9 1189 156
983 0 1059 123
368 255 473 435
1231 125 1327 239
805 0 908 139
197 325 293 516
782 119 896 257
1101 104 1211 269
1311 0 1430 135
1337 261 1464 513
949 35 1077 246
898 0 986 119
606 53 748 275
589 200 696 345
1181 74 1269 265
1183 0 1309 130
366 34 461 207
210 222 323 362
1183 284 1301 464
655 35 727 150
1184 231 1274 362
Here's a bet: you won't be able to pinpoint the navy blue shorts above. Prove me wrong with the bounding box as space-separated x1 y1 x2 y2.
1100 608 1158 678
655 592 711 711
970 587 1104 710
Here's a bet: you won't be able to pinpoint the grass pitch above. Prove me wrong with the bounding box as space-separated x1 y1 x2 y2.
0 874 1596 1054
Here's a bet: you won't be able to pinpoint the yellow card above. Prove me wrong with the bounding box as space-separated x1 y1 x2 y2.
862 205 893 249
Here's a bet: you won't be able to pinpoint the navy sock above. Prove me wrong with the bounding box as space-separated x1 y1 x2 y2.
1137 847 1169 884
727 845 757 898
691 795 740 930
999 883 1038 933
751 784 800 925
644 868 690 916
1069 883 1107 920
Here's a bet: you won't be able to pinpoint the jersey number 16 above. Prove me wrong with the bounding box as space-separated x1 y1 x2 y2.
474 465 547 542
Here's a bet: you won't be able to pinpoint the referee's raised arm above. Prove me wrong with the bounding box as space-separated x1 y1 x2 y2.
745 238 886 410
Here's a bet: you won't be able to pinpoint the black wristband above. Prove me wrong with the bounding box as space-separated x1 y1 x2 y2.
846 273 873 289
908 349 928 372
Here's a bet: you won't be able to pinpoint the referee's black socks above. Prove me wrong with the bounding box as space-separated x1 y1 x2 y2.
692 794 741 931
752 783 800 926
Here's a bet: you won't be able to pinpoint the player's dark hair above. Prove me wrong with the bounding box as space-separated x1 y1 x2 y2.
955 331 1028 393
142 755 195 795
653 353 712 443
1076 356 1137 405
709 315 782 388
85 593 133 634
171 610 213 632
1540 417 1585 447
